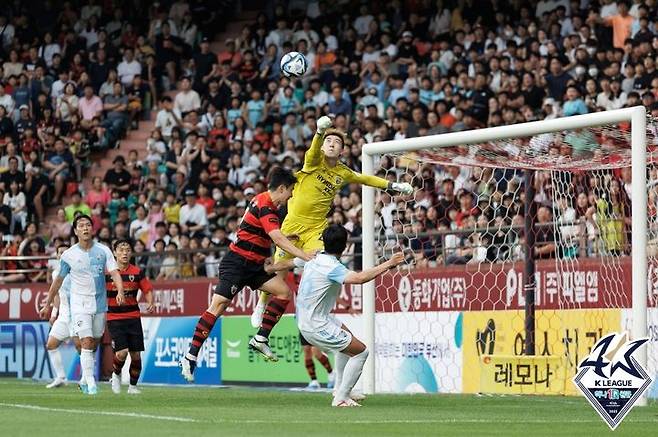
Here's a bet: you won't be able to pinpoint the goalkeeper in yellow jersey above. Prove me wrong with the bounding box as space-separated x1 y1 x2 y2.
249 115 413 341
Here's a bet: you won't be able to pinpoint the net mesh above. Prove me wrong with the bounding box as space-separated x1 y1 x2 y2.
369 116 658 395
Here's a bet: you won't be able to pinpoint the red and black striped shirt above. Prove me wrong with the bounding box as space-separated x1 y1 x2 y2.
229 191 280 263
106 264 153 321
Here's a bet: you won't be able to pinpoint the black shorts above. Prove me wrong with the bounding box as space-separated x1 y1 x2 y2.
299 332 311 346
214 250 275 300
107 318 145 352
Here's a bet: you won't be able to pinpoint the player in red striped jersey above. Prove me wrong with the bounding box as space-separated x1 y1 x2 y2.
106 239 154 395
180 167 315 383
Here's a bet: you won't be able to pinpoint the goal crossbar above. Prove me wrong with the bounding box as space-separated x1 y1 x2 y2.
360 106 648 402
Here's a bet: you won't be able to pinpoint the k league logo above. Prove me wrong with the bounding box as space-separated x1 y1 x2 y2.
573 332 652 430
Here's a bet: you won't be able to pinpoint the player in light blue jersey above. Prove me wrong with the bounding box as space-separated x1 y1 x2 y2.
40 215 124 395
266 224 404 407
45 243 80 388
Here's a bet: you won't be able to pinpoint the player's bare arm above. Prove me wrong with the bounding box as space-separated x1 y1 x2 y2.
268 229 316 262
49 294 61 325
264 257 297 273
145 288 155 313
109 269 125 305
39 275 64 319
343 252 405 285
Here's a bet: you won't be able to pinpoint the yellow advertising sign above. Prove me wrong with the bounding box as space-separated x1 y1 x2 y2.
462 309 622 395
479 355 568 395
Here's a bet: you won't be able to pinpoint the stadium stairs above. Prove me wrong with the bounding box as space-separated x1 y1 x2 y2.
42 8 258 227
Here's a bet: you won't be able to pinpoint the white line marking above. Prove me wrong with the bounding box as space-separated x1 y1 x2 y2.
224 418 658 425
2 402 657 425
0 403 197 423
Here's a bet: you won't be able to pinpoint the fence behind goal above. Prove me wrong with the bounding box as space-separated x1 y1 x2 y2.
360 107 658 398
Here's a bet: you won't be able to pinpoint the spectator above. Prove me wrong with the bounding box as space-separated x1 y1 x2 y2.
104 156 132 199
42 138 73 205
179 188 208 237
544 57 572 101
0 156 25 191
174 76 201 117
129 204 149 242
64 191 91 223
589 0 634 49
3 180 26 233
158 241 180 279
563 86 589 116
102 82 129 145
78 85 103 130
85 176 111 208
24 163 48 223
0 84 16 120
117 48 142 87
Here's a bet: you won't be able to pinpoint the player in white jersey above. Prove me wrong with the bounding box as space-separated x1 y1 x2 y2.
45 244 80 388
266 224 404 407
40 215 124 395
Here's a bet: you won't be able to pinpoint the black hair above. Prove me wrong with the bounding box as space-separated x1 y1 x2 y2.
322 224 348 256
268 166 297 190
113 238 133 251
72 214 92 229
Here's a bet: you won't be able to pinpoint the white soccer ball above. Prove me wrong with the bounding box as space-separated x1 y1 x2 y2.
280 51 308 78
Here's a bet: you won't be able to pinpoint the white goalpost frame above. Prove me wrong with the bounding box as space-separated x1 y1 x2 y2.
360 106 648 404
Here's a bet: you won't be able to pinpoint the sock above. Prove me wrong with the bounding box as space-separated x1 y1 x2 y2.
48 348 65 379
317 353 333 373
113 355 126 376
334 352 349 392
129 358 142 386
256 298 289 339
304 358 317 380
335 349 369 401
80 348 96 388
188 311 218 359
257 291 268 305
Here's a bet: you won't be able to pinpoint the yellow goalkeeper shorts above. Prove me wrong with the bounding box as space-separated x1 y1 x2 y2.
274 220 326 261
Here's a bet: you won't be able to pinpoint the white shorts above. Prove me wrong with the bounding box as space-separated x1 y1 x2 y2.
72 312 106 339
49 317 75 341
300 322 352 353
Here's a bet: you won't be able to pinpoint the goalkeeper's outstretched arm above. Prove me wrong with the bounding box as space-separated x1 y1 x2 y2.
303 116 334 171
303 131 324 170
346 171 414 195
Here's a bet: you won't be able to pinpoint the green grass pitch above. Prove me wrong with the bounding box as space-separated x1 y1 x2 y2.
1 379 657 436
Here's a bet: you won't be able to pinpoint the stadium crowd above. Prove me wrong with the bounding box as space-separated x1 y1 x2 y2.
0 0 657 281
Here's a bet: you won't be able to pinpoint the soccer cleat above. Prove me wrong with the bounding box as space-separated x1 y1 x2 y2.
332 390 366 401
127 385 141 395
79 383 88 394
248 337 279 362
332 398 362 407
327 371 335 389
111 373 121 394
306 380 321 390
87 385 98 395
179 356 196 383
250 300 266 328
46 377 66 389
349 392 366 401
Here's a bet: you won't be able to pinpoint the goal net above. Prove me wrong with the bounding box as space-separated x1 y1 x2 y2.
359 107 657 398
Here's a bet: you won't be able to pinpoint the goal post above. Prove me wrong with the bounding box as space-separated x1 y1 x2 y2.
360 106 648 400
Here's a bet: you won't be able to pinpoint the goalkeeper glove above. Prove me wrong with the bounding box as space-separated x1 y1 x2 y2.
317 115 333 135
390 182 413 195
